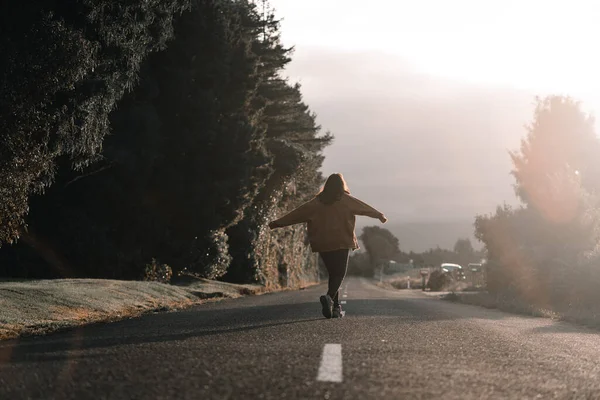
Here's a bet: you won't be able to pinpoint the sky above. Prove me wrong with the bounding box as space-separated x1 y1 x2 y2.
269 0 600 246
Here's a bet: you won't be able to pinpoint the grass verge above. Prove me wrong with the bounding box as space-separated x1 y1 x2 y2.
0 277 309 341
442 291 600 330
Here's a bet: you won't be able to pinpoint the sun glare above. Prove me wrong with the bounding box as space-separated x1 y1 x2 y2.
275 0 600 107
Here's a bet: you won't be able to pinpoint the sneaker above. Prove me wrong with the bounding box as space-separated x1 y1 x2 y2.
332 305 345 318
320 295 334 319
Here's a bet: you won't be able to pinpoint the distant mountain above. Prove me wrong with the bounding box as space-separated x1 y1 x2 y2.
356 219 480 253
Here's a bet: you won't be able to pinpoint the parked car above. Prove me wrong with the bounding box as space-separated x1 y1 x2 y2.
440 263 465 280
467 263 482 272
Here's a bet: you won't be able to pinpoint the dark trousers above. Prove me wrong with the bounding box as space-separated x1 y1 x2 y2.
319 249 350 307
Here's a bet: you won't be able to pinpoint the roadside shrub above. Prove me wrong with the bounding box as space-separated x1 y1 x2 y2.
143 259 173 283
427 270 451 291
187 230 233 280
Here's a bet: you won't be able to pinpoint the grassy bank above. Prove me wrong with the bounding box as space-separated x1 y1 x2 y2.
0 278 267 341
443 291 600 330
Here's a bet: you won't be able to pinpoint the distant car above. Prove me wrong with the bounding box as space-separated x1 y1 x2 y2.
440 263 461 272
440 263 465 280
468 263 482 272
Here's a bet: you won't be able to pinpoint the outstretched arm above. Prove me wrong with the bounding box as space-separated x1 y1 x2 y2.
269 200 315 229
346 195 387 223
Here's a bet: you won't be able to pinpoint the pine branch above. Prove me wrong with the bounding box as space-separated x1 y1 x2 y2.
64 162 115 188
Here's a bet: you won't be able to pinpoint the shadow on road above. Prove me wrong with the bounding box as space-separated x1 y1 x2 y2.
0 295 585 364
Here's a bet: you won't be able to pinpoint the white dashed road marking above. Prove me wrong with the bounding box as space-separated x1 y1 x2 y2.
317 344 343 382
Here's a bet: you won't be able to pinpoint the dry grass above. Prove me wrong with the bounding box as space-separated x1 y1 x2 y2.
390 277 424 290
0 277 315 341
444 292 588 322
445 262 600 329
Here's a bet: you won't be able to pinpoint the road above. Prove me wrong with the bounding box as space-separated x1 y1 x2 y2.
2 277 600 399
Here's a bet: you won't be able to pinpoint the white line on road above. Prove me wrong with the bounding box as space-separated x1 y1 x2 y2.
340 301 346 304
317 344 343 382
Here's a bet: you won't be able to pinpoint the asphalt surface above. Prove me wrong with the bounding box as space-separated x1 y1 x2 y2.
2 277 600 399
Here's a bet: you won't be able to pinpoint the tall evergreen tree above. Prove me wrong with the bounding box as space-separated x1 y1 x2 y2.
224 6 331 284
0 0 191 246
510 96 600 222
359 226 401 268
0 0 330 283
476 96 600 295
1 0 276 279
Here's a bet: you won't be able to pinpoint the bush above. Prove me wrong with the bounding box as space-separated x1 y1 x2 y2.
427 270 451 291
143 259 173 283
188 230 233 280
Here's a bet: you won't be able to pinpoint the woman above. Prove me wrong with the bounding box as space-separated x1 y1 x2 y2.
268 173 387 319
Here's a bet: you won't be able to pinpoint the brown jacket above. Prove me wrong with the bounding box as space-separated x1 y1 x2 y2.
271 193 384 253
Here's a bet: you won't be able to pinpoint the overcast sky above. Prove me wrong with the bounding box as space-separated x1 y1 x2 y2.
271 0 600 223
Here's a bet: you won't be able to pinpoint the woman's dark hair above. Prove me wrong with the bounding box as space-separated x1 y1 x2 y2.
317 173 350 205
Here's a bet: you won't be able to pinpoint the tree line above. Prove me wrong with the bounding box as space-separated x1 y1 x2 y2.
348 225 483 277
0 0 330 285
